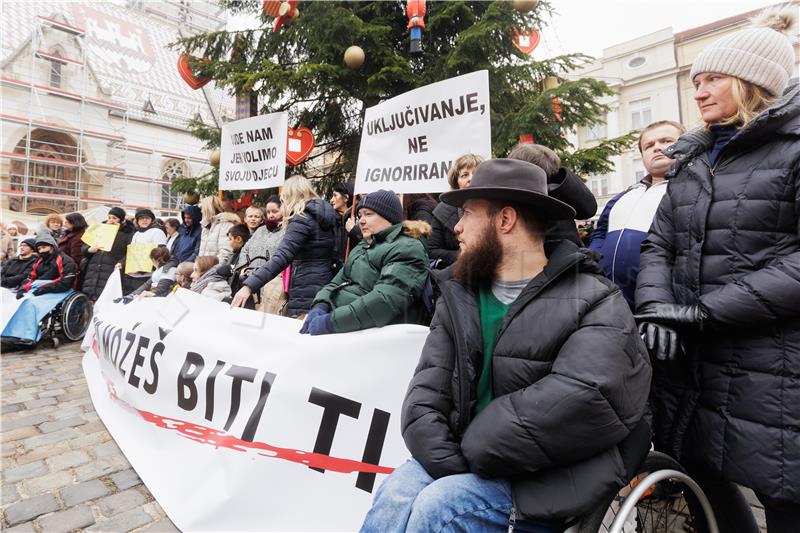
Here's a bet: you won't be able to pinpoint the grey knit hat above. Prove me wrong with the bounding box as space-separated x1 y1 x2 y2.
357 189 403 225
690 7 797 96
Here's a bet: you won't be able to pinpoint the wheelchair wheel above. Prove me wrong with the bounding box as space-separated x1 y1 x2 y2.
60 292 92 341
577 451 718 533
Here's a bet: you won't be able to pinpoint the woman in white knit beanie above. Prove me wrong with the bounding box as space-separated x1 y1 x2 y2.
634 7 800 533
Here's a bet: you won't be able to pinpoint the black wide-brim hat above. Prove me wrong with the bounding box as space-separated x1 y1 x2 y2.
440 158 576 221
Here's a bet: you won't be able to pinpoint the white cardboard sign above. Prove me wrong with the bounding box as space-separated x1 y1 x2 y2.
219 112 289 190
355 70 491 195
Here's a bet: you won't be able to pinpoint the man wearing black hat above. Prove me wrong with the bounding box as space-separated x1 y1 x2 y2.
16 233 76 298
361 159 651 532
300 189 430 335
1 238 38 289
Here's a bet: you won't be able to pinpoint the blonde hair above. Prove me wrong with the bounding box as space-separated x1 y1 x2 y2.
200 196 222 226
446 154 484 190
245 205 265 219
176 261 194 277
280 175 319 228
711 77 777 128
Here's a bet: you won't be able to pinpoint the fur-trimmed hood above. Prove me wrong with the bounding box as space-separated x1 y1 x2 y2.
402 220 432 240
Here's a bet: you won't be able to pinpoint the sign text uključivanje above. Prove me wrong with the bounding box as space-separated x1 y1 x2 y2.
355 70 491 195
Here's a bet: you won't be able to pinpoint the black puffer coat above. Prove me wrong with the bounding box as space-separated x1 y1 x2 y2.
428 202 460 267
546 167 598 246
1 255 37 289
636 86 800 503
244 199 336 317
80 220 134 300
403 240 652 520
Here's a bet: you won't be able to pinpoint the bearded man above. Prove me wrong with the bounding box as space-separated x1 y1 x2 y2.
360 159 651 532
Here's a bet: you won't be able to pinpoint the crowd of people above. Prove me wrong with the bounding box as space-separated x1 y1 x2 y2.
1 8 799 533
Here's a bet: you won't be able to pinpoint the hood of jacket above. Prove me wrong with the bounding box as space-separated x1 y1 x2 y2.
432 202 460 231
34 232 59 252
210 211 242 227
181 204 202 230
304 198 336 231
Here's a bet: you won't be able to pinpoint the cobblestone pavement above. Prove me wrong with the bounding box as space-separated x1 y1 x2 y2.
1 342 177 532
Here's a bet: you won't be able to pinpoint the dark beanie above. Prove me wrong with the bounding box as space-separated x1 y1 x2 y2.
109 207 126 221
21 238 36 248
357 189 403 225
135 207 156 220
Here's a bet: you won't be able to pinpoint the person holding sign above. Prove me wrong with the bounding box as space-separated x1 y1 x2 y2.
361 159 650 532
301 190 430 336
123 208 167 294
231 175 336 317
81 207 134 301
429 154 483 268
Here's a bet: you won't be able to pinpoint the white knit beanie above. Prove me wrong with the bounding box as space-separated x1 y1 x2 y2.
690 7 797 96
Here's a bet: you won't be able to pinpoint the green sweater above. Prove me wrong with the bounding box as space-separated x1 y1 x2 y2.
313 222 430 333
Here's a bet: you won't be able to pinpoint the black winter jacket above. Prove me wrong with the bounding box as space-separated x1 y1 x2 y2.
22 249 76 295
80 221 134 300
244 199 336 317
1 255 38 289
402 240 651 520
428 203 460 267
333 210 362 268
636 85 800 504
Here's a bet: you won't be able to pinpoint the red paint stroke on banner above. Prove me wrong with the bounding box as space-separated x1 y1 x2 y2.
105 384 394 476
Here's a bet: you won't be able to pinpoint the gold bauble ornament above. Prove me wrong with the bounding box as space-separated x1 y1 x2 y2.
209 148 221 167
344 45 365 70
512 0 538 13
183 191 200 205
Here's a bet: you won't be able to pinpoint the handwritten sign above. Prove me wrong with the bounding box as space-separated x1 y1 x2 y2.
219 112 289 191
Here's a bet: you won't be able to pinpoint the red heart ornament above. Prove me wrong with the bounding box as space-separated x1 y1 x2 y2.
286 127 315 165
177 54 210 90
512 29 540 55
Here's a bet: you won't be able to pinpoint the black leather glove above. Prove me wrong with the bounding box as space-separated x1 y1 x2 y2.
638 322 683 362
634 303 709 331
16 290 25 299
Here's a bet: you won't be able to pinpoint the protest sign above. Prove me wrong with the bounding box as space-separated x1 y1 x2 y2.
81 223 119 252
125 243 157 274
219 112 289 191
355 70 491 195
83 289 426 531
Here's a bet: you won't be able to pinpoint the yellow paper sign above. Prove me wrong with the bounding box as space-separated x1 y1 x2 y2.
81 224 120 252
125 243 157 274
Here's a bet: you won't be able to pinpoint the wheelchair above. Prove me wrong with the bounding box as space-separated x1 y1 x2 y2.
1 291 93 350
562 451 719 533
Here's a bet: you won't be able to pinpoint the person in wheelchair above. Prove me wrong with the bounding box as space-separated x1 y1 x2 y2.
16 234 76 298
300 189 430 336
360 160 652 532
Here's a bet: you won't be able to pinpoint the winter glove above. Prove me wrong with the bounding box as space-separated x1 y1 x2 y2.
306 313 335 336
32 286 50 296
299 303 330 334
16 289 26 299
634 303 709 331
638 322 683 362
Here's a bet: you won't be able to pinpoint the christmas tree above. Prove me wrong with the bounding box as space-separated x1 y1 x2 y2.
173 0 634 197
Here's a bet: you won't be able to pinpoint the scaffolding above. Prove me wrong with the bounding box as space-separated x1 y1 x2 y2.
1 2 223 219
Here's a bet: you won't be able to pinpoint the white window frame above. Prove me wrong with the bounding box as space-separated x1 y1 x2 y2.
630 98 652 131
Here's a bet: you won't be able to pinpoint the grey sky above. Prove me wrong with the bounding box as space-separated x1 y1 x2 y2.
541 0 782 59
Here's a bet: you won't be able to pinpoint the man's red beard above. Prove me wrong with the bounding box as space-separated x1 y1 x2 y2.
453 222 503 289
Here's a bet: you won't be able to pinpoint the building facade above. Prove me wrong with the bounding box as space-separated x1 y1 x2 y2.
571 2 800 215
0 0 233 219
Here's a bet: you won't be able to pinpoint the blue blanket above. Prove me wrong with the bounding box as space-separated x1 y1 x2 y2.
1 281 72 342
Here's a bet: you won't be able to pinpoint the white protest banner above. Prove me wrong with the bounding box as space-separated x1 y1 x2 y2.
83 289 426 531
220 112 289 191
355 70 491 195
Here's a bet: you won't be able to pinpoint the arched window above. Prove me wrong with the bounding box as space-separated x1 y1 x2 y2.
161 159 188 211
9 129 82 213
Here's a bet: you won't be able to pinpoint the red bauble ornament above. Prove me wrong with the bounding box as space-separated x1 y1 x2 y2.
512 29 540 55
286 127 315 166
177 54 210 90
